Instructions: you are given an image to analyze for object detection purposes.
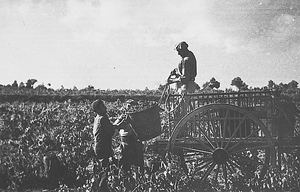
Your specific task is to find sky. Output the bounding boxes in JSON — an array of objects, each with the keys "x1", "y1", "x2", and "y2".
[{"x1": 0, "y1": 0, "x2": 299, "y2": 90}]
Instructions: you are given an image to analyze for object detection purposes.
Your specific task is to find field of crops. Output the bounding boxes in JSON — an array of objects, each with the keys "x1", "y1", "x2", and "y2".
[{"x1": 1, "y1": 98, "x2": 300, "y2": 192}]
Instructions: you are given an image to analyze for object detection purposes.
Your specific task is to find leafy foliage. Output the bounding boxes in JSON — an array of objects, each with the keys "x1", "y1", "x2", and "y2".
[
  {"x1": 0, "y1": 98, "x2": 300, "y2": 191},
  {"x1": 0, "y1": 79, "x2": 300, "y2": 191},
  {"x1": 231, "y1": 77, "x2": 248, "y2": 91}
]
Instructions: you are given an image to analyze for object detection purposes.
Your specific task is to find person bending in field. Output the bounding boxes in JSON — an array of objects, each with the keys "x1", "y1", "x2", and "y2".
[
  {"x1": 91, "y1": 99, "x2": 126, "y2": 192},
  {"x1": 118, "y1": 100, "x2": 144, "y2": 174},
  {"x1": 118, "y1": 123, "x2": 144, "y2": 190},
  {"x1": 119, "y1": 117, "x2": 144, "y2": 174}
]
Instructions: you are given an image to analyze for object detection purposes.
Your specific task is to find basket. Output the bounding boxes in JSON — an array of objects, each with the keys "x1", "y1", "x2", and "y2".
[{"x1": 127, "y1": 105, "x2": 162, "y2": 141}]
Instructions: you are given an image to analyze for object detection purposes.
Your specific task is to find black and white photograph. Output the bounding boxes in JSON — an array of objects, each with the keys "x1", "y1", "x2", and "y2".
[{"x1": 0, "y1": 0, "x2": 299, "y2": 191}]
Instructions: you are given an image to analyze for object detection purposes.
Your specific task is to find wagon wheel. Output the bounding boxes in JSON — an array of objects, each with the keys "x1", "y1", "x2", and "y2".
[{"x1": 167, "y1": 104, "x2": 274, "y2": 190}]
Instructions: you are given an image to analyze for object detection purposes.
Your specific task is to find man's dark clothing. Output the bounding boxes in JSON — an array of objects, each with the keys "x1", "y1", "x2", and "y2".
[
  {"x1": 93, "y1": 114, "x2": 115, "y2": 159},
  {"x1": 178, "y1": 50, "x2": 197, "y2": 84},
  {"x1": 92, "y1": 114, "x2": 116, "y2": 191},
  {"x1": 119, "y1": 133, "x2": 144, "y2": 172}
]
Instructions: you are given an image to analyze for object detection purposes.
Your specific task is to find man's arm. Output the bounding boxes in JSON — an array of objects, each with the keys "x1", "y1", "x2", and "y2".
[{"x1": 112, "y1": 115, "x2": 127, "y2": 130}]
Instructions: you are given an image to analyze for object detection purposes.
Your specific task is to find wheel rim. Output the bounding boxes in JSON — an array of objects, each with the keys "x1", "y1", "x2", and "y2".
[{"x1": 167, "y1": 104, "x2": 274, "y2": 190}]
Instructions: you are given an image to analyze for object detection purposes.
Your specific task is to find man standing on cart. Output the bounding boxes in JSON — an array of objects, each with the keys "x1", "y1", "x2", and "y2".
[
  {"x1": 168, "y1": 41, "x2": 198, "y2": 94},
  {"x1": 166, "y1": 41, "x2": 198, "y2": 174},
  {"x1": 168, "y1": 41, "x2": 198, "y2": 114}
]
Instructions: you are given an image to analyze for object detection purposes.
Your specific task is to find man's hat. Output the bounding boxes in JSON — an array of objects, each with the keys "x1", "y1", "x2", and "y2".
[{"x1": 175, "y1": 41, "x2": 188, "y2": 51}]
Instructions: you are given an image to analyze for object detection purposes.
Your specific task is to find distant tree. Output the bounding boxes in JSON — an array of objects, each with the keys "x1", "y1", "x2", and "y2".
[
  {"x1": 231, "y1": 77, "x2": 248, "y2": 91},
  {"x1": 202, "y1": 77, "x2": 220, "y2": 90},
  {"x1": 26, "y1": 79, "x2": 37, "y2": 89},
  {"x1": 288, "y1": 80, "x2": 298, "y2": 89},
  {"x1": 35, "y1": 84, "x2": 47, "y2": 90},
  {"x1": 209, "y1": 77, "x2": 220, "y2": 89},
  {"x1": 268, "y1": 80, "x2": 276, "y2": 89},
  {"x1": 110, "y1": 89, "x2": 119, "y2": 95},
  {"x1": 87, "y1": 85, "x2": 94, "y2": 90},
  {"x1": 11, "y1": 80, "x2": 18, "y2": 88},
  {"x1": 279, "y1": 83, "x2": 288, "y2": 90},
  {"x1": 19, "y1": 82, "x2": 25, "y2": 88}
]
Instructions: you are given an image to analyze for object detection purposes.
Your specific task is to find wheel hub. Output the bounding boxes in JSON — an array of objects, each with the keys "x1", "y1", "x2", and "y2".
[{"x1": 212, "y1": 148, "x2": 229, "y2": 164}]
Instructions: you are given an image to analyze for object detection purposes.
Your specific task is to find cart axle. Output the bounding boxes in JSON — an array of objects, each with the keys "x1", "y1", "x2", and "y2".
[{"x1": 212, "y1": 148, "x2": 229, "y2": 164}]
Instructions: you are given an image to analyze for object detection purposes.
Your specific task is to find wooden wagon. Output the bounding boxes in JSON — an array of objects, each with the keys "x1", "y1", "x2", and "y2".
[{"x1": 146, "y1": 88, "x2": 300, "y2": 189}]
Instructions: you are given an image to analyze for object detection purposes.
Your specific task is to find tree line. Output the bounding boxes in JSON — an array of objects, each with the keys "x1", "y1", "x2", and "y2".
[{"x1": 1, "y1": 77, "x2": 299, "y2": 101}]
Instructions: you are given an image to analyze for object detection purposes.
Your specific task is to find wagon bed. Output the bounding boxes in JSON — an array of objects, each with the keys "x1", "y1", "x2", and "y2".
[{"x1": 149, "y1": 89, "x2": 300, "y2": 190}]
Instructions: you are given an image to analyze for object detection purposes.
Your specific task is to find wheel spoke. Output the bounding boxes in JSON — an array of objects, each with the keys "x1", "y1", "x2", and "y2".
[
  {"x1": 221, "y1": 109, "x2": 230, "y2": 148},
  {"x1": 211, "y1": 112, "x2": 221, "y2": 148},
  {"x1": 189, "y1": 137, "x2": 214, "y2": 152},
  {"x1": 174, "y1": 145, "x2": 213, "y2": 154},
  {"x1": 226, "y1": 126, "x2": 260, "y2": 152},
  {"x1": 183, "y1": 152, "x2": 208, "y2": 157},
  {"x1": 198, "y1": 121, "x2": 217, "y2": 150},
  {"x1": 214, "y1": 164, "x2": 220, "y2": 183},
  {"x1": 185, "y1": 156, "x2": 211, "y2": 163},
  {"x1": 222, "y1": 163, "x2": 229, "y2": 189},
  {"x1": 193, "y1": 161, "x2": 213, "y2": 176},
  {"x1": 226, "y1": 162, "x2": 235, "y2": 174},
  {"x1": 224, "y1": 115, "x2": 247, "y2": 149},
  {"x1": 201, "y1": 162, "x2": 216, "y2": 181},
  {"x1": 208, "y1": 111, "x2": 221, "y2": 148},
  {"x1": 228, "y1": 159, "x2": 241, "y2": 170}
]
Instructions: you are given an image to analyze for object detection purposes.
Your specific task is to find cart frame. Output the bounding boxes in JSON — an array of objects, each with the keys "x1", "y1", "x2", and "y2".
[{"x1": 152, "y1": 89, "x2": 300, "y2": 190}]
